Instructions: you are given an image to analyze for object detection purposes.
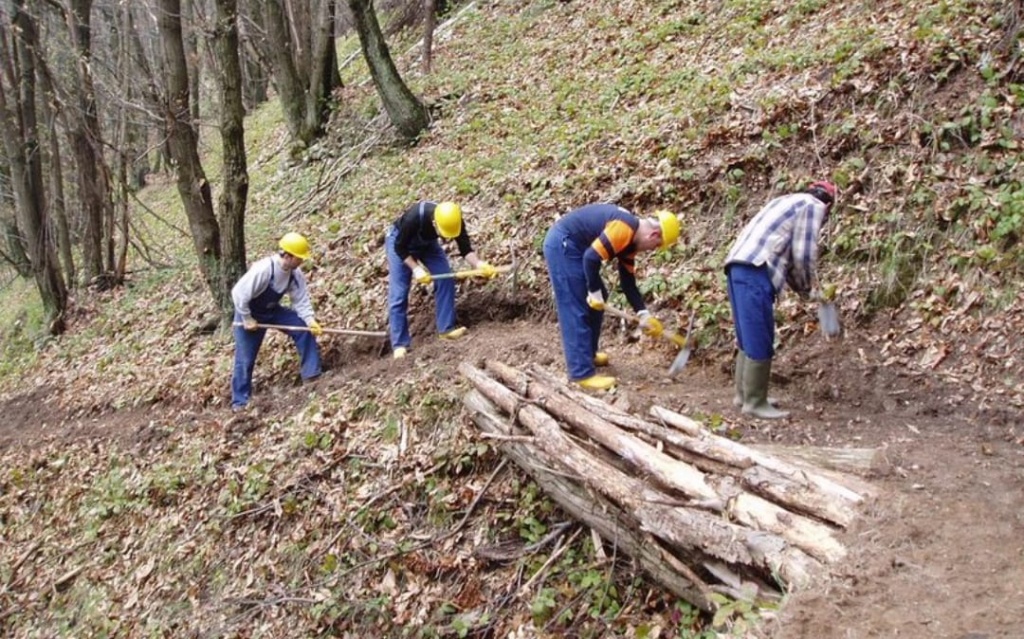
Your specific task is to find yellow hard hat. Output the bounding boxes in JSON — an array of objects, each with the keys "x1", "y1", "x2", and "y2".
[
  {"x1": 279, "y1": 232, "x2": 312, "y2": 260},
  {"x1": 434, "y1": 202, "x2": 463, "y2": 239},
  {"x1": 656, "y1": 210, "x2": 681, "y2": 249}
]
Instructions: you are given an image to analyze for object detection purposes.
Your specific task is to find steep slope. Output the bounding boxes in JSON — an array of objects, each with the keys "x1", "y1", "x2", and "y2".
[{"x1": 1, "y1": 0, "x2": 1023, "y2": 637}]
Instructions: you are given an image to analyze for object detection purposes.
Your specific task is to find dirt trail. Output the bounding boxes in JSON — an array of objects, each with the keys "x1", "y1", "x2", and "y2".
[{"x1": 2, "y1": 302, "x2": 1023, "y2": 638}]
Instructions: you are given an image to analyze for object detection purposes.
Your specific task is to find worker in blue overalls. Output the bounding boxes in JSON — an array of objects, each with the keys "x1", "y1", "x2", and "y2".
[
  {"x1": 543, "y1": 204, "x2": 681, "y2": 390},
  {"x1": 231, "y1": 232, "x2": 322, "y2": 411},
  {"x1": 725, "y1": 180, "x2": 836, "y2": 419},
  {"x1": 385, "y1": 201, "x2": 497, "y2": 359}
]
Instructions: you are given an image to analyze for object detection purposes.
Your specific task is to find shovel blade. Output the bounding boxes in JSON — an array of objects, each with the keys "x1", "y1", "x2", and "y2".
[
  {"x1": 818, "y1": 303, "x2": 841, "y2": 338},
  {"x1": 667, "y1": 314, "x2": 696, "y2": 377},
  {"x1": 669, "y1": 347, "x2": 691, "y2": 377}
]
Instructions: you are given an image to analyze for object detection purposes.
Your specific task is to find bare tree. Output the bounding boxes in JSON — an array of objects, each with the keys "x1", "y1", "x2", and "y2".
[
  {"x1": 124, "y1": 4, "x2": 175, "y2": 175},
  {"x1": 35, "y1": 52, "x2": 75, "y2": 287},
  {"x1": 157, "y1": 0, "x2": 227, "y2": 310},
  {"x1": 260, "y1": 0, "x2": 341, "y2": 147},
  {"x1": 237, "y1": 0, "x2": 270, "y2": 111},
  {"x1": 348, "y1": 0, "x2": 429, "y2": 141},
  {"x1": 183, "y1": 0, "x2": 202, "y2": 128},
  {"x1": 0, "y1": 0, "x2": 68, "y2": 333},
  {"x1": 0, "y1": 161, "x2": 32, "y2": 276},
  {"x1": 213, "y1": 0, "x2": 249, "y2": 320},
  {"x1": 65, "y1": 0, "x2": 114, "y2": 286}
]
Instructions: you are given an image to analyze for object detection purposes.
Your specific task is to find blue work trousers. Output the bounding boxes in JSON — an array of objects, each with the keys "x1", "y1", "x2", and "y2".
[
  {"x1": 726, "y1": 263, "x2": 776, "y2": 360},
  {"x1": 543, "y1": 229, "x2": 606, "y2": 381},
  {"x1": 386, "y1": 227, "x2": 456, "y2": 349},
  {"x1": 231, "y1": 308, "x2": 321, "y2": 408}
]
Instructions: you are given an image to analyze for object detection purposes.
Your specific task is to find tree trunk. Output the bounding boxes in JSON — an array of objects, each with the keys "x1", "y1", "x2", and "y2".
[
  {"x1": 183, "y1": 0, "x2": 202, "y2": 130},
  {"x1": 35, "y1": 56, "x2": 76, "y2": 288},
  {"x1": 112, "y1": 5, "x2": 133, "y2": 284},
  {"x1": 66, "y1": 0, "x2": 112, "y2": 286},
  {"x1": 306, "y1": 0, "x2": 340, "y2": 140},
  {"x1": 255, "y1": 0, "x2": 341, "y2": 147},
  {"x1": 213, "y1": 0, "x2": 249, "y2": 322},
  {"x1": 0, "y1": 213, "x2": 32, "y2": 277},
  {"x1": 124, "y1": 4, "x2": 173, "y2": 182},
  {"x1": 157, "y1": 0, "x2": 226, "y2": 309},
  {"x1": 421, "y1": 0, "x2": 435, "y2": 73},
  {"x1": 262, "y1": 0, "x2": 307, "y2": 144},
  {"x1": 0, "y1": 0, "x2": 68, "y2": 333},
  {"x1": 237, "y1": 0, "x2": 270, "y2": 111},
  {"x1": 348, "y1": 0, "x2": 429, "y2": 141}
]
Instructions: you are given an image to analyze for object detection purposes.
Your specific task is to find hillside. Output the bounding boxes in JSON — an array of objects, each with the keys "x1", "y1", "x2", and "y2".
[{"x1": 1, "y1": 0, "x2": 1023, "y2": 637}]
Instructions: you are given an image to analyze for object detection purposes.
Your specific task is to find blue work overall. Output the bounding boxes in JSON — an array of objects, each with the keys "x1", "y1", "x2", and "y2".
[
  {"x1": 726, "y1": 263, "x2": 776, "y2": 360},
  {"x1": 543, "y1": 230, "x2": 607, "y2": 381},
  {"x1": 385, "y1": 207, "x2": 457, "y2": 350},
  {"x1": 231, "y1": 264, "x2": 321, "y2": 408}
]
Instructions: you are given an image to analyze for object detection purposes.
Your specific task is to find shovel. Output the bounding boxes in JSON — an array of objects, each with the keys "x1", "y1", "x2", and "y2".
[
  {"x1": 233, "y1": 322, "x2": 386, "y2": 337},
  {"x1": 419, "y1": 264, "x2": 513, "y2": 282},
  {"x1": 667, "y1": 314, "x2": 696, "y2": 377},
  {"x1": 604, "y1": 306, "x2": 695, "y2": 375},
  {"x1": 812, "y1": 284, "x2": 841, "y2": 338}
]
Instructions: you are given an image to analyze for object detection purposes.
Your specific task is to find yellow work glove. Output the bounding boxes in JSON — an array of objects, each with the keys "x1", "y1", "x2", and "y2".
[
  {"x1": 243, "y1": 317, "x2": 258, "y2": 331},
  {"x1": 637, "y1": 311, "x2": 663, "y2": 337},
  {"x1": 308, "y1": 320, "x2": 323, "y2": 337},
  {"x1": 412, "y1": 265, "x2": 431, "y2": 285},
  {"x1": 478, "y1": 262, "x2": 498, "y2": 279},
  {"x1": 586, "y1": 290, "x2": 605, "y2": 311}
]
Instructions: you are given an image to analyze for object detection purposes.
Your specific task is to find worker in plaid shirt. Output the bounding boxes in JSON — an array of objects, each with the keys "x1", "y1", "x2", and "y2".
[{"x1": 724, "y1": 181, "x2": 837, "y2": 419}]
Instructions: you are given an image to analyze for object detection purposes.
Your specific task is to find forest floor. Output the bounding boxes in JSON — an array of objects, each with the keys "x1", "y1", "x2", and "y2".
[{"x1": 3, "y1": 287, "x2": 1023, "y2": 639}]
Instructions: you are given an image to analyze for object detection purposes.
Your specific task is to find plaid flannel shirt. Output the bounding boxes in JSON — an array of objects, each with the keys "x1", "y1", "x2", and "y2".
[{"x1": 725, "y1": 193, "x2": 828, "y2": 295}]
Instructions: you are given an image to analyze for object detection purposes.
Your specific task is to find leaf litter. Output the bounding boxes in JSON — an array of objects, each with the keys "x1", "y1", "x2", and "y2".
[{"x1": 3, "y1": 0, "x2": 1024, "y2": 636}]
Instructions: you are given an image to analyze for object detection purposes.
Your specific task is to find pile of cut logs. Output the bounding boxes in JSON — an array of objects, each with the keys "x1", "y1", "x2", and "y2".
[{"x1": 460, "y1": 360, "x2": 878, "y2": 610}]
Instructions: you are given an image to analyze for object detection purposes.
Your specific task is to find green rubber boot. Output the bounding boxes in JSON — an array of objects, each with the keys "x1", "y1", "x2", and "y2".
[
  {"x1": 742, "y1": 358, "x2": 790, "y2": 419},
  {"x1": 734, "y1": 351, "x2": 779, "y2": 408},
  {"x1": 732, "y1": 351, "x2": 746, "y2": 408}
]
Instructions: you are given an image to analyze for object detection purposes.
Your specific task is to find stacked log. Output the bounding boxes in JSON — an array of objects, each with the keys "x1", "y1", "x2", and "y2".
[{"x1": 459, "y1": 360, "x2": 876, "y2": 611}]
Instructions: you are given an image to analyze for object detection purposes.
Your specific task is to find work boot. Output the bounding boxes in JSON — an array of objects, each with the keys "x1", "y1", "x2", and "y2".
[
  {"x1": 594, "y1": 352, "x2": 610, "y2": 367},
  {"x1": 733, "y1": 352, "x2": 780, "y2": 408},
  {"x1": 732, "y1": 351, "x2": 746, "y2": 408},
  {"x1": 393, "y1": 347, "x2": 407, "y2": 360},
  {"x1": 440, "y1": 327, "x2": 468, "y2": 340},
  {"x1": 741, "y1": 358, "x2": 790, "y2": 419},
  {"x1": 577, "y1": 375, "x2": 616, "y2": 390}
]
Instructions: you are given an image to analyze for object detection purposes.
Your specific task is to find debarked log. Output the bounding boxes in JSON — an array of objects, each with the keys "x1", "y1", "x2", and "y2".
[
  {"x1": 460, "y1": 361, "x2": 823, "y2": 588},
  {"x1": 526, "y1": 365, "x2": 866, "y2": 529},
  {"x1": 481, "y1": 361, "x2": 848, "y2": 562},
  {"x1": 464, "y1": 389, "x2": 719, "y2": 610},
  {"x1": 460, "y1": 359, "x2": 878, "y2": 602},
  {"x1": 650, "y1": 405, "x2": 869, "y2": 524}
]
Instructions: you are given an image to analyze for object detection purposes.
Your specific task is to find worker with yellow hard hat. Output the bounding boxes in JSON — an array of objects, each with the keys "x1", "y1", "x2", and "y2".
[
  {"x1": 386, "y1": 201, "x2": 496, "y2": 359},
  {"x1": 230, "y1": 232, "x2": 322, "y2": 411},
  {"x1": 543, "y1": 204, "x2": 682, "y2": 390}
]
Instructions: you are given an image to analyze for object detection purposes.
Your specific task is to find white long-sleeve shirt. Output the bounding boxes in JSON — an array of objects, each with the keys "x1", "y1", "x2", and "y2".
[{"x1": 231, "y1": 254, "x2": 315, "y2": 323}]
